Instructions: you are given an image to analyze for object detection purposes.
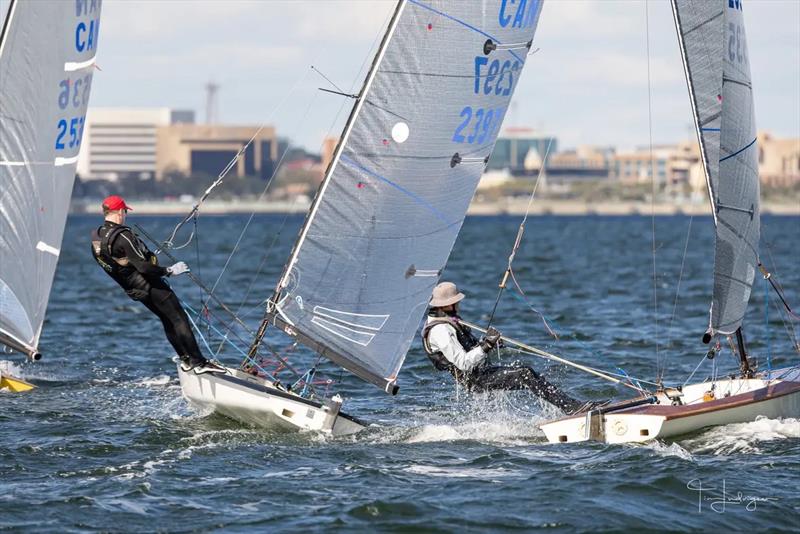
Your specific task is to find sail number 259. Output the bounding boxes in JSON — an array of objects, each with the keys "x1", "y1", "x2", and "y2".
[{"x1": 55, "y1": 116, "x2": 85, "y2": 150}]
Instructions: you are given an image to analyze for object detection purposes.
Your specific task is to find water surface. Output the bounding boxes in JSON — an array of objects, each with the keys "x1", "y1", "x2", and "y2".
[{"x1": 2, "y1": 214, "x2": 798, "y2": 531}]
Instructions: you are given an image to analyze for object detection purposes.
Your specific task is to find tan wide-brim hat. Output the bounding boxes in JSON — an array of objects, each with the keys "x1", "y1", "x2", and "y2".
[{"x1": 430, "y1": 281, "x2": 465, "y2": 307}]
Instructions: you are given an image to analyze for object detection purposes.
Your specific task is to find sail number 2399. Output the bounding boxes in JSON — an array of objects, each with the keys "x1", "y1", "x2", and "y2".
[{"x1": 452, "y1": 105, "x2": 506, "y2": 145}]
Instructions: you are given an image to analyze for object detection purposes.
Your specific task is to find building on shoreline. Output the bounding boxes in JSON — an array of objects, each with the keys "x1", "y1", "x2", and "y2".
[
  {"x1": 155, "y1": 124, "x2": 278, "y2": 180},
  {"x1": 77, "y1": 108, "x2": 194, "y2": 181},
  {"x1": 488, "y1": 127, "x2": 557, "y2": 173},
  {"x1": 545, "y1": 145, "x2": 614, "y2": 184},
  {"x1": 758, "y1": 131, "x2": 800, "y2": 187}
]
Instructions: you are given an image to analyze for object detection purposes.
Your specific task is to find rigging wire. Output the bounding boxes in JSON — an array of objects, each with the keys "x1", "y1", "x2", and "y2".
[
  {"x1": 763, "y1": 243, "x2": 800, "y2": 351},
  {"x1": 212, "y1": 18, "x2": 394, "y2": 359},
  {"x1": 207, "y1": 91, "x2": 323, "y2": 357},
  {"x1": 644, "y1": 0, "x2": 660, "y2": 380},
  {"x1": 659, "y1": 215, "x2": 693, "y2": 382},
  {"x1": 508, "y1": 269, "x2": 558, "y2": 339},
  {"x1": 486, "y1": 137, "x2": 554, "y2": 330},
  {"x1": 203, "y1": 75, "x2": 317, "y2": 300},
  {"x1": 462, "y1": 319, "x2": 650, "y2": 393},
  {"x1": 158, "y1": 69, "x2": 313, "y2": 254}
]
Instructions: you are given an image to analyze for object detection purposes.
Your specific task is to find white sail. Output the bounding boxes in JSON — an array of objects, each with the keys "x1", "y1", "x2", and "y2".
[
  {"x1": 0, "y1": 0, "x2": 103, "y2": 357},
  {"x1": 269, "y1": 0, "x2": 545, "y2": 392},
  {"x1": 672, "y1": 0, "x2": 759, "y2": 336}
]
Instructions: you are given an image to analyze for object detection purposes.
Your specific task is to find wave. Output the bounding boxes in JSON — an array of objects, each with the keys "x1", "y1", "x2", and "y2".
[{"x1": 679, "y1": 416, "x2": 800, "y2": 455}]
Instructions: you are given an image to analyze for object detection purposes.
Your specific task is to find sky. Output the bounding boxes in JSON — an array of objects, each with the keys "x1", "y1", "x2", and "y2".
[{"x1": 2, "y1": 0, "x2": 799, "y2": 153}]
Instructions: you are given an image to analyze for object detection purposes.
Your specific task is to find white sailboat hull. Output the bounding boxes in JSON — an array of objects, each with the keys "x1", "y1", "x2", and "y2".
[
  {"x1": 540, "y1": 367, "x2": 800, "y2": 444},
  {"x1": 177, "y1": 364, "x2": 366, "y2": 437}
]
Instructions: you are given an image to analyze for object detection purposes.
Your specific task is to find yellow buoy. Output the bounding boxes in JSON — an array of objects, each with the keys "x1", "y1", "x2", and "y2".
[{"x1": 0, "y1": 374, "x2": 36, "y2": 392}]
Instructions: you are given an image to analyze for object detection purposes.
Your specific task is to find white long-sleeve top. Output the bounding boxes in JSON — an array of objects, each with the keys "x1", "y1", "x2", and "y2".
[{"x1": 425, "y1": 317, "x2": 486, "y2": 372}]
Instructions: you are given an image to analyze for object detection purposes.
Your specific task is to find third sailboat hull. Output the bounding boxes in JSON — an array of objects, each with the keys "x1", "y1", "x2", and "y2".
[{"x1": 540, "y1": 367, "x2": 800, "y2": 444}]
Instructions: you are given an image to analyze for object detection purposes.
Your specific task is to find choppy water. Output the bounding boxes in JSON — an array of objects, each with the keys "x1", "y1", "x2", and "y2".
[{"x1": 2, "y1": 214, "x2": 799, "y2": 532}]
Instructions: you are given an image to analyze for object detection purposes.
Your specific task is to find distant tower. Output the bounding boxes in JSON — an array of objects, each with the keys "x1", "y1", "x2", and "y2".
[{"x1": 205, "y1": 81, "x2": 219, "y2": 124}]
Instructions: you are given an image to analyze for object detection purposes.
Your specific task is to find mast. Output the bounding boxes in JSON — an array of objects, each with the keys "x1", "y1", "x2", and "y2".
[
  {"x1": 0, "y1": 0, "x2": 16, "y2": 55},
  {"x1": 249, "y1": 0, "x2": 408, "y2": 391},
  {"x1": 250, "y1": 1, "x2": 546, "y2": 394},
  {"x1": 670, "y1": 0, "x2": 718, "y2": 225},
  {"x1": 273, "y1": 0, "x2": 407, "y2": 302},
  {"x1": 0, "y1": 0, "x2": 25, "y2": 361},
  {"x1": 735, "y1": 328, "x2": 753, "y2": 378},
  {"x1": 0, "y1": 1, "x2": 30, "y2": 362}
]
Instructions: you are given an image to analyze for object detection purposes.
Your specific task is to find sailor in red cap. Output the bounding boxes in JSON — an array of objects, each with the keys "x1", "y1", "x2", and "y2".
[{"x1": 91, "y1": 195, "x2": 224, "y2": 374}]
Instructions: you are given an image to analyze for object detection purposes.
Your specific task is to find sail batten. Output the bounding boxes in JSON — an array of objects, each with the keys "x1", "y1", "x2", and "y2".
[
  {"x1": 0, "y1": 0, "x2": 103, "y2": 356},
  {"x1": 672, "y1": 0, "x2": 760, "y2": 336},
  {"x1": 268, "y1": 0, "x2": 545, "y2": 391}
]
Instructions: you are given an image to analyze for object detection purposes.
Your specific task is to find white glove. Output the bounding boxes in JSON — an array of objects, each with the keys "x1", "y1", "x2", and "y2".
[{"x1": 167, "y1": 261, "x2": 190, "y2": 277}]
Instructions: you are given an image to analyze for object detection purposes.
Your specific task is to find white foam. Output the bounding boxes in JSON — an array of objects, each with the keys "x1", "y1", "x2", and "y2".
[
  {"x1": 135, "y1": 375, "x2": 172, "y2": 387},
  {"x1": 681, "y1": 416, "x2": 800, "y2": 455},
  {"x1": 0, "y1": 359, "x2": 74, "y2": 383},
  {"x1": 397, "y1": 390, "x2": 554, "y2": 445},
  {"x1": 0, "y1": 360, "x2": 23, "y2": 377},
  {"x1": 403, "y1": 464, "x2": 524, "y2": 479},
  {"x1": 645, "y1": 440, "x2": 695, "y2": 461}
]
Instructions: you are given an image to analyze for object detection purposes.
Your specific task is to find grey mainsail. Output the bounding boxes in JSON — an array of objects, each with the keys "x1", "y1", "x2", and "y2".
[
  {"x1": 672, "y1": 0, "x2": 759, "y2": 336},
  {"x1": 0, "y1": 0, "x2": 103, "y2": 357},
  {"x1": 267, "y1": 0, "x2": 545, "y2": 392},
  {"x1": 670, "y1": 0, "x2": 724, "y2": 218}
]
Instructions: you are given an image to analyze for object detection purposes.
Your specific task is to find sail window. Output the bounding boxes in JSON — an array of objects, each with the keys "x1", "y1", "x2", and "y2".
[{"x1": 391, "y1": 122, "x2": 409, "y2": 143}]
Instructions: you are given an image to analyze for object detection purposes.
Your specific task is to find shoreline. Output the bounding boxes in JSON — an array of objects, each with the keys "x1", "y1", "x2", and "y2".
[{"x1": 70, "y1": 198, "x2": 800, "y2": 216}]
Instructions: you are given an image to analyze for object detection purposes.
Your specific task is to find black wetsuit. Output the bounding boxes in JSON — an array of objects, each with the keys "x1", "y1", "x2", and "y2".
[
  {"x1": 91, "y1": 221, "x2": 205, "y2": 366},
  {"x1": 422, "y1": 310, "x2": 582, "y2": 412}
]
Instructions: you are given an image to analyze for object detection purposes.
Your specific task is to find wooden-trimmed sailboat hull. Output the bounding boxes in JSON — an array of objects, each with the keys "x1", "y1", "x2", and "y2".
[
  {"x1": 177, "y1": 363, "x2": 366, "y2": 436},
  {"x1": 540, "y1": 367, "x2": 800, "y2": 444}
]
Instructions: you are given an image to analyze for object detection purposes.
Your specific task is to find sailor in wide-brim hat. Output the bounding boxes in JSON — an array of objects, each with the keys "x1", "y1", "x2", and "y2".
[{"x1": 421, "y1": 281, "x2": 588, "y2": 414}]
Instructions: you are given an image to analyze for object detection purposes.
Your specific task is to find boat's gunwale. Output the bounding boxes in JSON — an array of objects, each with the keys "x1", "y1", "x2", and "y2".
[
  {"x1": 183, "y1": 368, "x2": 367, "y2": 427},
  {"x1": 539, "y1": 380, "x2": 800, "y2": 427},
  {"x1": 624, "y1": 380, "x2": 800, "y2": 421},
  {"x1": 541, "y1": 378, "x2": 800, "y2": 427}
]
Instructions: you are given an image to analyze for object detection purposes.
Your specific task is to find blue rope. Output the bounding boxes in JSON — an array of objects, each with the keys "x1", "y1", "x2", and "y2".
[
  {"x1": 183, "y1": 304, "x2": 218, "y2": 358},
  {"x1": 617, "y1": 367, "x2": 645, "y2": 392},
  {"x1": 181, "y1": 301, "x2": 281, "y2": 384}
]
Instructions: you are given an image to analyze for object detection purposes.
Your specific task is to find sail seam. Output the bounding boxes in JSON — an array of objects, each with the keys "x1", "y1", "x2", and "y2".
[
  {"x1": 719, "y1": 137, "x2": 756, "y2": 162},
  {"x1": 682, "y1": 11, "x2": 723, "y2": 36},
  {"x1": 339, "y1": 155, "x2": 452, "y2": 225},
  {"x1": 407, "y1": 0, "x2": 524, "y2": 63},
  {"x1": 714, "y1": 271, "x2": 754, "y2": 288},
  {"x1": 722, "y1": 76, "x2": 752, "y2": 89}
]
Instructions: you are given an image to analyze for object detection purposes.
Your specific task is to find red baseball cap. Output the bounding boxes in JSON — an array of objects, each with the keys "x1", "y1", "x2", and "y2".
[{"x1": 102, "y1": 195, "x2": 132, "y2": 211}]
